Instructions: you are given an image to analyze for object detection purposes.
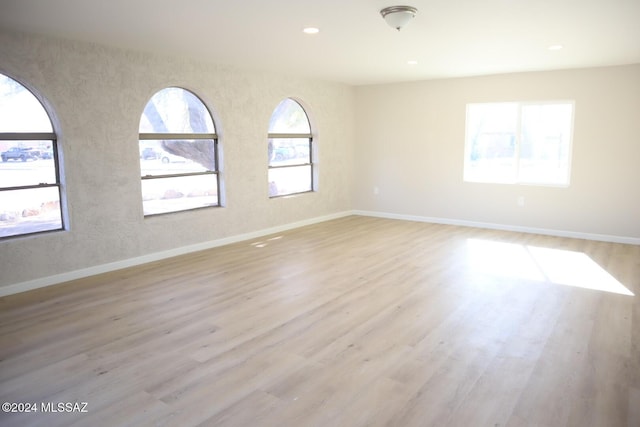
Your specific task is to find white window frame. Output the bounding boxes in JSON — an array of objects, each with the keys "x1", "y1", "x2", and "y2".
[{"x1": 464, "y1": 101, "x2": 575, "y2": 187}]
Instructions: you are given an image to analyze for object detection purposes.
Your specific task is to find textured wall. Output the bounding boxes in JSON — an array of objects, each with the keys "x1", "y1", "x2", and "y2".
[
  {"x1": 354, "y1": 65, "x2": 640, "y2": 239},
  {"x1": 0, "y1": 31, "x2": 355, "y2": 289}
]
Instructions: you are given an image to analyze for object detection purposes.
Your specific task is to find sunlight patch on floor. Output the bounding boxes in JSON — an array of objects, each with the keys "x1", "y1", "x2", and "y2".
[
  {"x1": 250, "y1": 235, "x2": 284, "y2": 248},
  {"x1": 466, "y1": 239, "x2": 634, "y2": 296}
]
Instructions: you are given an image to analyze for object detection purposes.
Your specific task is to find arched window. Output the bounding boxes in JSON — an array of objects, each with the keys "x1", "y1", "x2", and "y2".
[
  {"x1": 139, "y1": 87, "x2": 220, "y2": 216},
  {"x1": 268, "y1": 98, "x2": 314, "y2": 197},
  {"x1": 0, "y1": 73, "x2": 63, "y2": 239}
]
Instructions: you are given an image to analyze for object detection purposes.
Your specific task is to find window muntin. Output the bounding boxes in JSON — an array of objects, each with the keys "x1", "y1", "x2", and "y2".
[
  {"x1": 139, "y1": 88, "x2": 220, "y2": 216},
  {"x1": 0, "y1": 74, "x2": 63, "y2": 239},
  {"x1": 464, "y1": 101, "x2": 574, "y2": 186},
  {"x1": 268, "y1": 99, "x2": 313, "y2": 197}
]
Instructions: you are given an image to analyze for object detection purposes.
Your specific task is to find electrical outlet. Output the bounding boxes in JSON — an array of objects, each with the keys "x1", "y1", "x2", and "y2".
[
  {"x1": 517, "y1": 196, "x2": 525, "y2": 207},
  {"x1": 373, "y1": 186, "x2": 379, "y2": 195}
]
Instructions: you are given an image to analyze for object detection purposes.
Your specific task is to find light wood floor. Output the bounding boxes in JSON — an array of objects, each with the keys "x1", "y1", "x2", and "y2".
[{"x1": 1, "y1": 216, "x2": 639, "y2": 427}]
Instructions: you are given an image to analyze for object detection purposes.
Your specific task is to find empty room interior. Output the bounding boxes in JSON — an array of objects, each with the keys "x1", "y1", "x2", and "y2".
[{"x1": 1, "y1": 0, "x2": 639, "y2": 426}]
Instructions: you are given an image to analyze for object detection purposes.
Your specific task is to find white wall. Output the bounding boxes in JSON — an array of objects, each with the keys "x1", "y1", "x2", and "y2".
[
  {"x1": 0, "y1": 31, "x2": 355, "y2": 292},
  {"x1": 354, "y1": 65, "x2": 640, "y2": 240}
]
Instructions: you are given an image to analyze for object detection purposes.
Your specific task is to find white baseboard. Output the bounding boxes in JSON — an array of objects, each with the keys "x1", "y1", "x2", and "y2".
[
  {"x1": 3, "y1": 209, "x2": 637, "y2": 297},
  {"x1": 352, "y1": 210, "x2": 640, "y2": 246},
  {"x1": 0, "y1": 211, "x2": 352, "y2": 297}
]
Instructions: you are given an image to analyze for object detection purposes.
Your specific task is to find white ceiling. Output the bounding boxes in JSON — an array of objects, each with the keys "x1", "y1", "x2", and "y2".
[{"x1": 0, "y1": 0, "x2": 639, "y2": 85}]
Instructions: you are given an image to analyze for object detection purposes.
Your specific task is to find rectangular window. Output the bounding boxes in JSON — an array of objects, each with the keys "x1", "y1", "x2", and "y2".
[
  {"x1": 464, "y1": 101, "x2": 574, "y2": 186},
  {"x1": 268, "y1": 137, "x2": 313, "y2": 197},
  {"x1": 0, "y1": 140, "x2": 63, "y2": 238},
  {"x1": 139, "y1": 139, "x2": 219, "y2": 216}
]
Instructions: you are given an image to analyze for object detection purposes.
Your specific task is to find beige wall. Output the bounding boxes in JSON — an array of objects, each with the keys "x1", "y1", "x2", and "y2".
[
  {"x1": 0, "y1": 31, "x2": 355, "y2": 291},
  {"x1": 354, "y1": 65, "x2": 640, "y2": 239}
]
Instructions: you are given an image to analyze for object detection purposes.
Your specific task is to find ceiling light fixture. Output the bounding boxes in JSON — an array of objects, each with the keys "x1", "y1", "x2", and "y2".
[
  {"x1": 303, "y1": 27, "x2": 320, "y2": 34},
  {"x1": 380, "y1": 5, "x2": 418, "y2": 31},
  {"x1": 548, "y1": 44, "x2": 563, "y2": 51}
]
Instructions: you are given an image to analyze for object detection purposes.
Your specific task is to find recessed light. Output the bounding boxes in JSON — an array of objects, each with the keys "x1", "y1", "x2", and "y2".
[
  {"x1": 548, "y1": 44, "x2": 563, "y2": 51},
  {"x1": 407, "y1": 60, "x2": 418, "y2": 65},
  {"x1": 303, "y1": 27, "x2": 320, "y2": 34}
]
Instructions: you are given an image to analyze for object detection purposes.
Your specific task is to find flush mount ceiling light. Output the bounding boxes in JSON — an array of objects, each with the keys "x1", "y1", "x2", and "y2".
[{"x1": 380, "y1": 5, "x2": 418, "y2": 31}]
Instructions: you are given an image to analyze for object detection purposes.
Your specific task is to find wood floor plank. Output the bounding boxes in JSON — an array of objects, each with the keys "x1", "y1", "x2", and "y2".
[{"x1": 0, "y1": 215, "x2": 638, "y2": 426}]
